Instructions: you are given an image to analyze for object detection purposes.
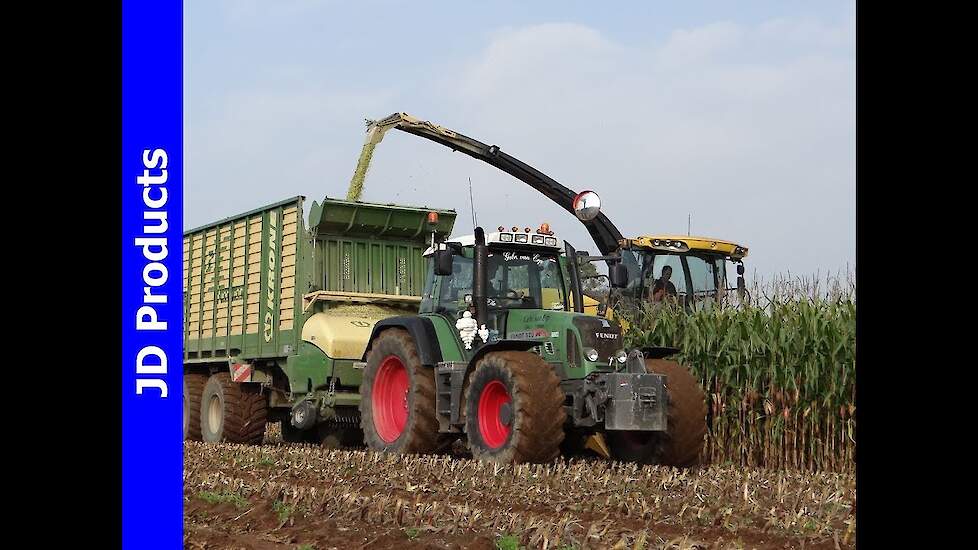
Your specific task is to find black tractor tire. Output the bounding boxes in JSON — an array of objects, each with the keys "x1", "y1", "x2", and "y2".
[
  {"x1": 359, "y1": 328, "x2": 439, "y2": 455},
  {"x1": 464, "y1": 351, "x2": 566, "y2": 464},
  {"x1": 199, "y1": 372, "x2": 268, "y2": 444},
  {"x1": 183, "y1": 372, "x2": 208, "y2": 441},
  {"x1": 608, "y1": 358, "x2": 707, "y2": 467}
]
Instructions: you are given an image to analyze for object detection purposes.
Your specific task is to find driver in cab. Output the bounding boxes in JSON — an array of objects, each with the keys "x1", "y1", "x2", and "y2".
[{"x1": 649, "y1": 265, "x2": 678, "y2": 303}]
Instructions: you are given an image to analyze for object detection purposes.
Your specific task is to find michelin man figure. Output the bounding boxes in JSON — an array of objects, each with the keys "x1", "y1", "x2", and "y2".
[{"x1": 456, "y1": 310, "x2": 478, "y2": 349}]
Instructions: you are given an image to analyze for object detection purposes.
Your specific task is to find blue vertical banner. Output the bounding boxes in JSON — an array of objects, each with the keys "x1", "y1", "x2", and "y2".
[{"x1": 122, "y1": 1, "x2": 183, "y2": 548}]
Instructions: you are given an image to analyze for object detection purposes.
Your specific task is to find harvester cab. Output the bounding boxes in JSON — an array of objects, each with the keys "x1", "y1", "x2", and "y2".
[{"x1": 584, "y1": 235, "x2": 751, "y2": 317}]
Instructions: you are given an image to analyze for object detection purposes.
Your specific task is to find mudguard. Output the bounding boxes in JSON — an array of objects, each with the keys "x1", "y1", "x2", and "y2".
[
  {"x1": 362, "y1": 316, "x2": 443, "y2": 367},
  {"x1": 467, "y1": 339, "x2": 540, "y2": 370}
]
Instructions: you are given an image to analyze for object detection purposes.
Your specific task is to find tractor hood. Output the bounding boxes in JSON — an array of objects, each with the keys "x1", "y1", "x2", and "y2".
[{"x1": 502, "y1": 309, "x2": 624, "y2": 375}]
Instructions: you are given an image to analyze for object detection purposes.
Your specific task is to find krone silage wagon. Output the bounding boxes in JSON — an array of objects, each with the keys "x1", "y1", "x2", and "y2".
[{"x1": 182, "y1": 195, "x2": 456, "y2": 445}]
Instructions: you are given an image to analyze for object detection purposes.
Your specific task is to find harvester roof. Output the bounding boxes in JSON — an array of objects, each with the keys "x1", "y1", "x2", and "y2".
[{"x1": 626, "y1": 234, "x2": 749, "y2": 260}]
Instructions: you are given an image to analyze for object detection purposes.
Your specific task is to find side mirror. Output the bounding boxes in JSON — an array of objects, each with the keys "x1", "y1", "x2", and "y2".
[
  {"x1": 609, "y1": 263, "x2": 628, "y2": 288},
  {"x1": 737, "y1": 263, "x2": 745, "y2": 276},
  {"x1": 572, "y1": 190, "x2": 602, "y2": 221},
  {"x1": 434, "y1": 248, "x2": 453, "y2": 276},
  {"x1": 737, "y1": 275, "x2": 746, "y2": 297}
]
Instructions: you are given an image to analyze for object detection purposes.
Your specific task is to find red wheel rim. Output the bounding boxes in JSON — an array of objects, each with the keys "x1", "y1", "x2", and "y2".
[
  {"x1": 478, "y1": 380, "x2": 512, "y2": 449},
  {"x1": 372, "y1": 355, "x2": 409, "y2": 443}
]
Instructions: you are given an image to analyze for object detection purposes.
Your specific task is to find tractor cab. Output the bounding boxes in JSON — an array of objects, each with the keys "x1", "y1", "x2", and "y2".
[
  {"x1": 616, "y1": 235, "x2": 749, "y2": 312},
  {"x1": 421, "y1": 224, "x2": 570, "y2": 343}
]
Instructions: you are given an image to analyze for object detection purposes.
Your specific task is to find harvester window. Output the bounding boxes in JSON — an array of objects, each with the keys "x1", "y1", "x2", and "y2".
[
  {"x1": 686, "y1": 255, "x2": 720, "y2": 310},
  {"x1": 650, "y1": 255, "x2": 686, "y2": 301}
]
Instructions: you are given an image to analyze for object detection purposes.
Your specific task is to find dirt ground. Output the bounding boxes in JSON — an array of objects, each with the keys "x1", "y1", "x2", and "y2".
[{"x1": 184, "y1": 432, "x2": 855, "y2": 550}]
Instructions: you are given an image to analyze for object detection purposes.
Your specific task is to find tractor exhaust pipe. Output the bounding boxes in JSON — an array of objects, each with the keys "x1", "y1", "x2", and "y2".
[{"x1": 473, "y1": 227, "x2": 489, "y2": 330}]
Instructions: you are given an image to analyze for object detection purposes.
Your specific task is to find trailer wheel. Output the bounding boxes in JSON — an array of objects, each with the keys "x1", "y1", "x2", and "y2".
[
  {"x1": 464, "y1": 351, "x2": 565, "y2": 464},
  {"x1": 183, "y1": 372, "x2": 208, "y2": 441},
  {"x1": 200, "y1": 372, "x2": 268, "y2": 444},
  {"x1": 360, "y1": 329, "x2": 439, "y2": 454},
  {"x1": 608, "y1": 358, "x2": 706, "y2": 467}
]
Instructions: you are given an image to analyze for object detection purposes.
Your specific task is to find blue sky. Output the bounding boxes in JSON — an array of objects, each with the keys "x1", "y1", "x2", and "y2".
[{"x1": 185, "y1": 1, "x2": 855, "y2": 279}]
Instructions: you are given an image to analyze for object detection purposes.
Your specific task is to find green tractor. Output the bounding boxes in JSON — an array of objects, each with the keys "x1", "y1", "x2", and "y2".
[{"x1": 356, "y1": 217, "x2": 706, "y2": 465}]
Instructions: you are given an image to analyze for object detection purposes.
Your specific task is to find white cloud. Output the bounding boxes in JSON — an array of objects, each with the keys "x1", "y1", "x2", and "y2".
[{"x1": 187, "y1": 12, "x2": 854, "y2": 278}]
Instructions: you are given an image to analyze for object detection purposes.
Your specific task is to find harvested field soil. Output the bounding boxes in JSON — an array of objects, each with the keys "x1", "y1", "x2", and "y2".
[{"x1": 184, "y1": 439, "x2": 855, "y2": 549}]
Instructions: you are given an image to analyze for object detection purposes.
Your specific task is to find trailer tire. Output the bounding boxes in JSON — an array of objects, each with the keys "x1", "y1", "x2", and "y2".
[
  {"x1": 183, "y1": 372, "x2": 208, "y2": 441},
  {"x1": 608, "y1": 358, "x2": 706, "y2": 467},
  {"x1": 464, "y1": 351, "x2": 565, "y2": 464},
  {"x1": 200, "y1": 372, "x2": 268, "y2": 445},
  {"x1": 360, "y1": 328, "x2": 439, "y2": 455}
]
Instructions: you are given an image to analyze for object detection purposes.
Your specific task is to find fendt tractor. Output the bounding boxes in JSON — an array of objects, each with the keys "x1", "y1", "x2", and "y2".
[
  {"x1": 182, "y1": 196, "x2": 457, "y2": 447},
  {"x1": 356, "y1": 212, "x2": 707, "y2": 465},
  {"x1": 348, "y1": 112, "x2": 751, "y2": 319}
]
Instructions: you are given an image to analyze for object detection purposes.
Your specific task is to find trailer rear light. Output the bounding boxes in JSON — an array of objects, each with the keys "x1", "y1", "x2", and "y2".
[
  {"x1": 515, "y1": 233, "x2": 528, "y2": 243},
  {"x1": 499, "y1": 233, "x2": 513, "y2": 242},
  {"x1": 531, "y1": 235, "x2": 545, "y2": 244},
  {"x1": 544, "y1": 237, "x2": 557, "y2": 246}
]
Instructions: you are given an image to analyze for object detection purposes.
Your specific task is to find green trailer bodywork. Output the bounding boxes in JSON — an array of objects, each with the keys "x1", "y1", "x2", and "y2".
[{"x1": 182, "y1": 196, "x2": 456, "y2": 420}]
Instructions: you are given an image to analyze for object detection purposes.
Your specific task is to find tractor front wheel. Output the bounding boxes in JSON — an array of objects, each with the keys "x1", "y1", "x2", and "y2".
[
  {"x1": 464, "y1": 351, "x2": 565, "y2": 464},
  {"x1": 359, "y1": 329, "x2": 439, "y2": 455},
  {"x1": 608, "y1": 358, "x2": 706, "y2": 467}
]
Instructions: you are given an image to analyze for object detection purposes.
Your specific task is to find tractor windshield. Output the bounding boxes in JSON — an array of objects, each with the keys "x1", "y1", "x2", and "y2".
[
  {"x1": 433, "y1": 248, "x2": 567, "y2": 320},
  {"x1": 487, "y1": 250, "x2": 567, "y2": 311}
]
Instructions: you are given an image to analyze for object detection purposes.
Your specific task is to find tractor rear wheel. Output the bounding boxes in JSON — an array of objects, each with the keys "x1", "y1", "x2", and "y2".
[
  {"x1": 199, "y1": 372, "x2": 268, "y2": 444},
  {"x1": 608, "y1": 358, "x2": 706, "y2": 467},
  {"x1": 464, "y1": 351, "x2": 565, "y2": 464},
  {"x1": 183, "y1": 372, "x2": 208, "y2": 441},
  {"x1": 359, "y1": 329, "x2": 439, "y2": 455}
]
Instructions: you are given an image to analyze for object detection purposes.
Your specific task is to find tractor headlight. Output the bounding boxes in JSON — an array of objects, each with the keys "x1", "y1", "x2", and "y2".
[
  {"x1": 544, "y1": 237, "x2": 557, "y2": 246},
  {"x1": 613, "y1": 350, "x2": 628, "y2": 364},
  {"x1": 499, "y1": 233, "x2": 513, "y2": 242},
  {"x1": 531, "y1": 235, "x2": 545, "y2": 244},
  {"x1": 515, "y1": 233, "x2": 528, "y2": 243},
  {"x1": 584, "y1": 347, "x2": 600, "y2": 362}
]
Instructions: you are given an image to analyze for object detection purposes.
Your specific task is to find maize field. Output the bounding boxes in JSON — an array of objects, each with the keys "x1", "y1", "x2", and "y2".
[
  {"x1": 622, "y1": 274, "x2": 856, "y2": 472},
  {"x1": 185, "y1": 438, "x2": 855, "y2": 549},
  {"x1": 184, "y1": 274, "x2": 856, "y2": 548}
]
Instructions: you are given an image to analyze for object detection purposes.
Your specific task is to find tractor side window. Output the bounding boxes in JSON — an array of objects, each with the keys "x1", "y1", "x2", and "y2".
[
  {"x1": 539, "y1": 257, "x2": 567, "y2": 310},
  {"x1": 437, "y1": 255, "x2": 474, "y2": 319},
  {"x1": 419, "y1": 257, "x2": 436, "y2": 313}
]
